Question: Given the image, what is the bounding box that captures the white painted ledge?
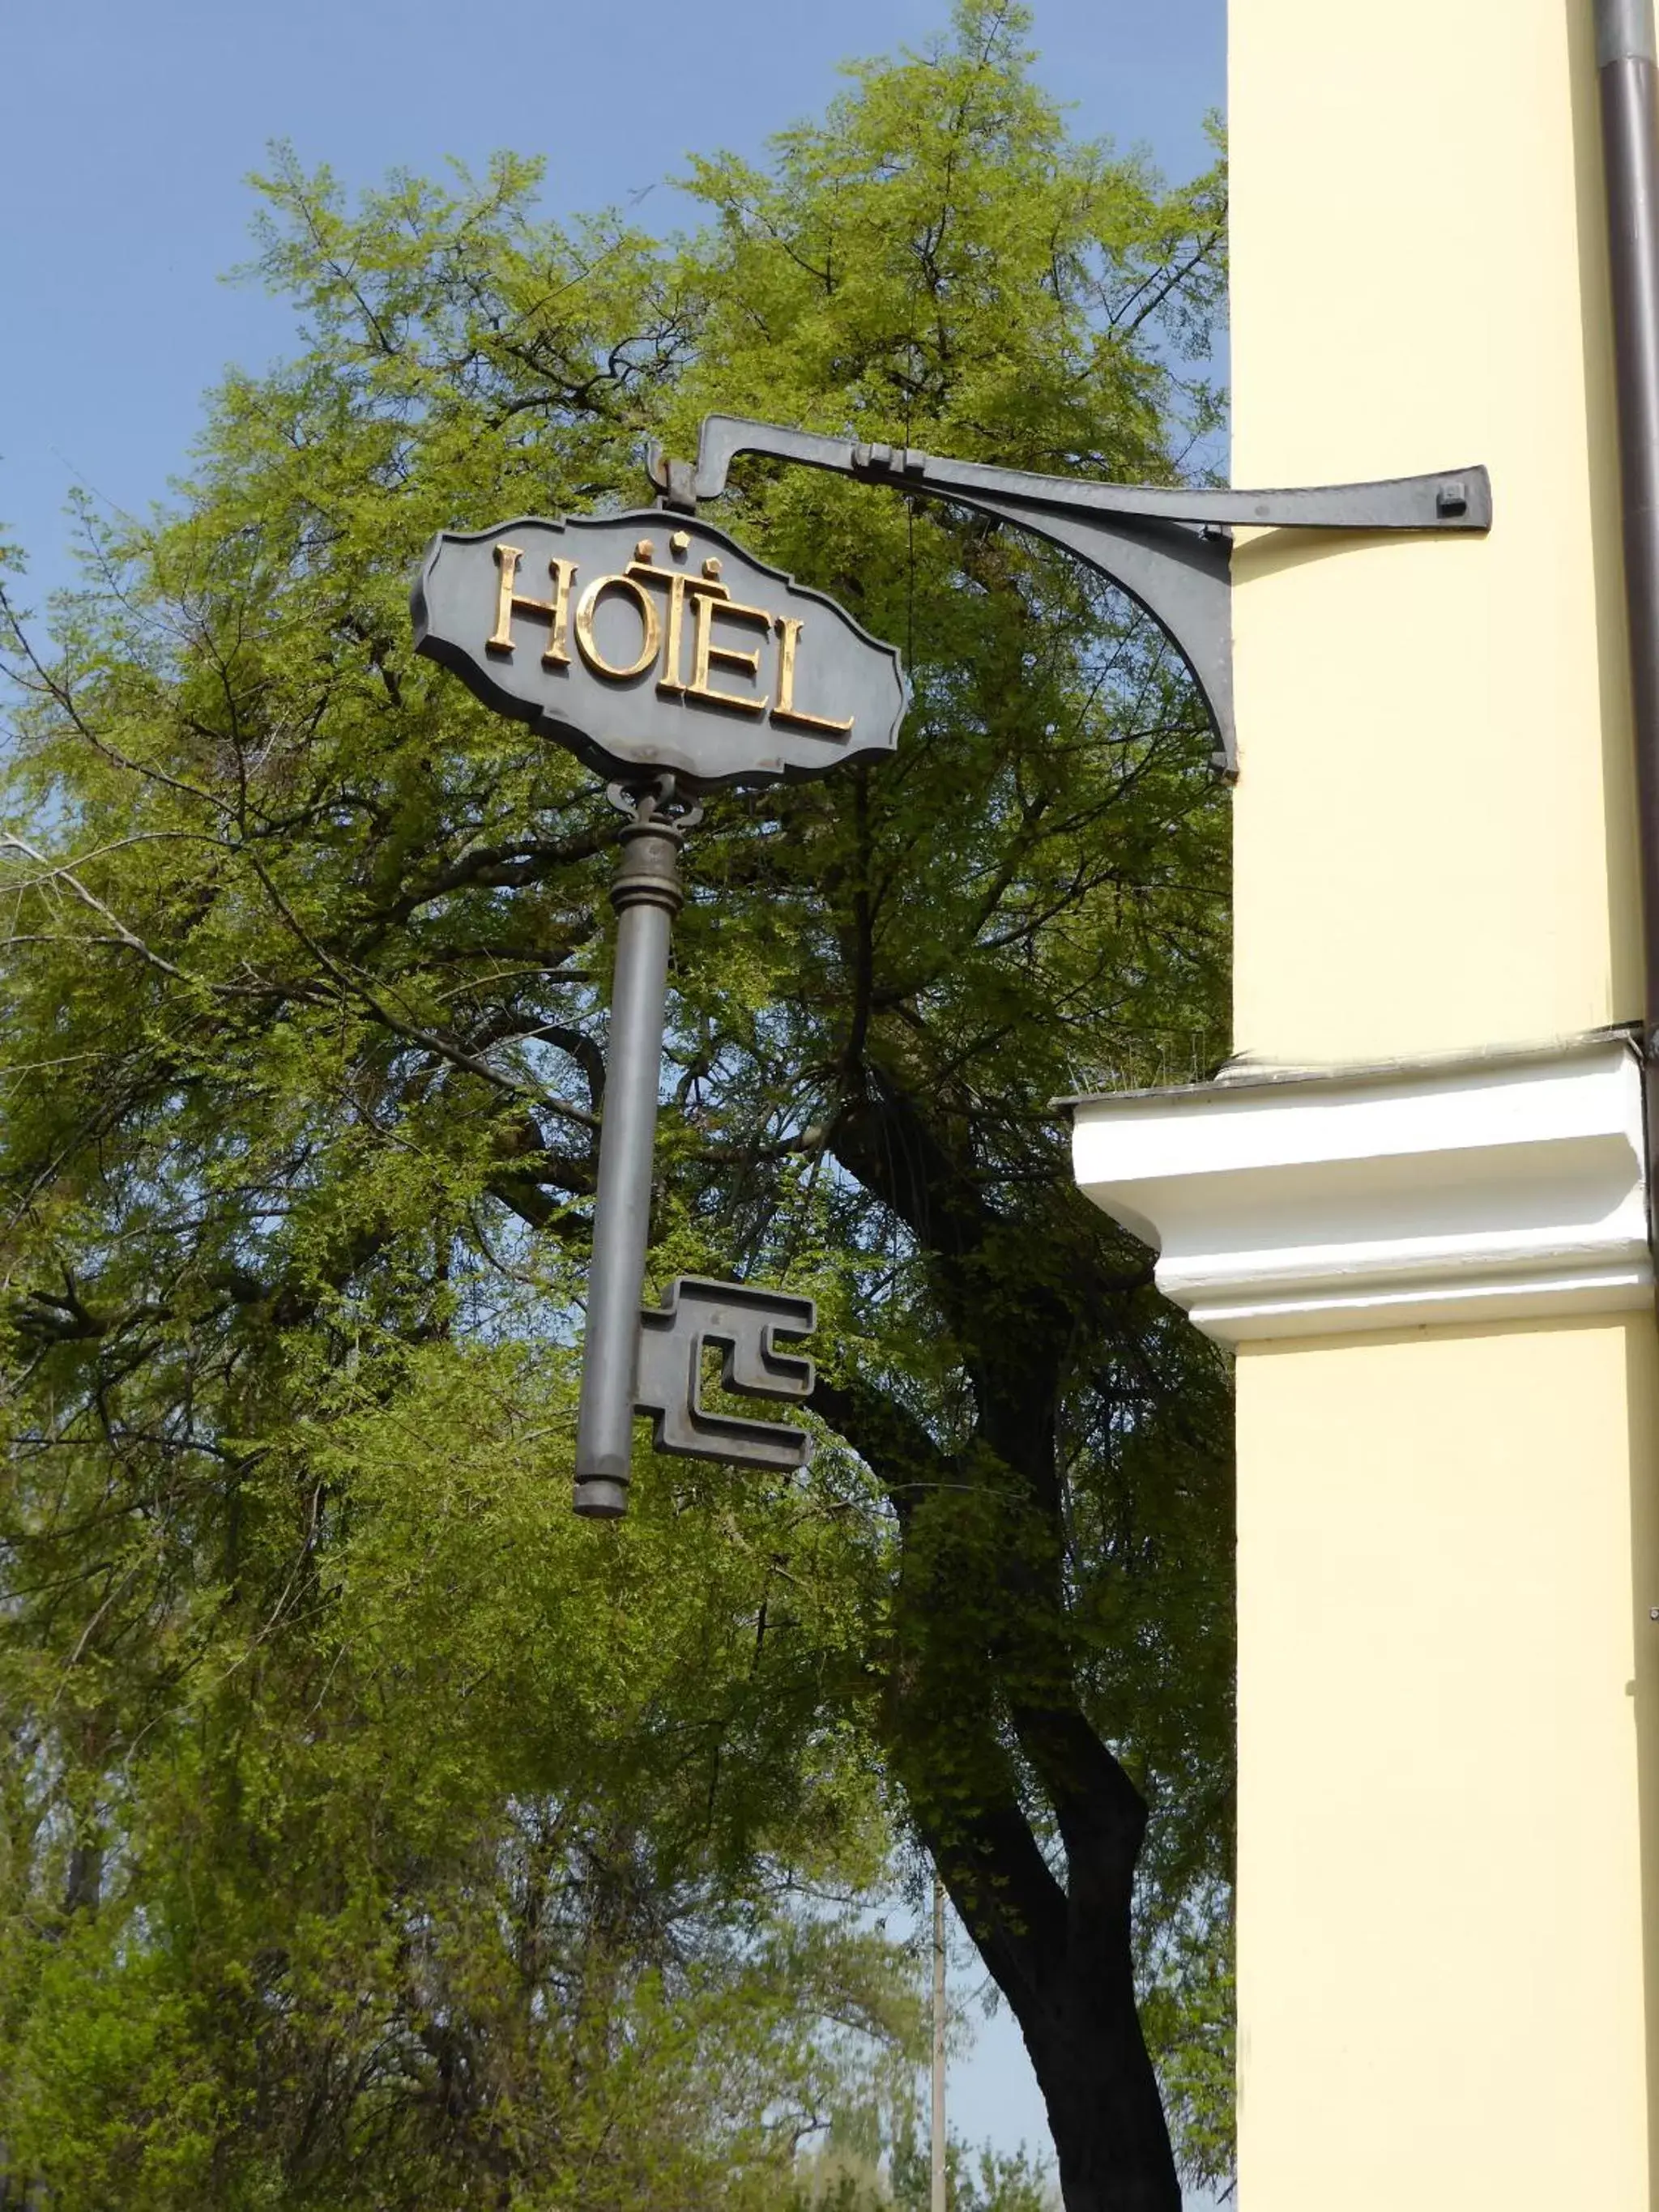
[1069,1035,1652,1343]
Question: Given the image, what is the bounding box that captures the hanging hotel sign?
[412,417,1491,1524]
[412,511,906,793]
[412,500,908,1522]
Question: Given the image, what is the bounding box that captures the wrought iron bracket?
[635,1276,816,1473]
[649,416,1494,778]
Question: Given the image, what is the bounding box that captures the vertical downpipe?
[1597,0,1659,1242]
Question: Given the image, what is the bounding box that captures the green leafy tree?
[0,6,1232,2208]
[0,1329,922,2208]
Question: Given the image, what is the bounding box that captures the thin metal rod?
[1596,0,1659,1238]
[931,1875,947,2212]
[664,413,1492,531]
[573,812,684,1518]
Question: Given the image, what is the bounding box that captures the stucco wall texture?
[1227,5,1659,2204]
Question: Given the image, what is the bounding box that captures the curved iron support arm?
[650,416,1493,777]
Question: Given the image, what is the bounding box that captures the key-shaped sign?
[414,512,904,1516]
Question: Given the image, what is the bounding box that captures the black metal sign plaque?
[412,511,906,794]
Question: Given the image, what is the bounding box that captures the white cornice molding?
[1069,1034,1652,1343]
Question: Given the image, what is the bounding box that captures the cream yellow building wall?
[1235,1317,1659,2209]
[1230,0,1642,1065]
[1223,2,1659,2204]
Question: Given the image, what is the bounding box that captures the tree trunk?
[995,1851,1180,2212]
[815,1365,1183,2212]
[920,1754,1180,2212]
[818,1063,1196,2211]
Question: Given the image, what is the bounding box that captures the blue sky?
[2,0,1224,612]
[1,1,1227,2194]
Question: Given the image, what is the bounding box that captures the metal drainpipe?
[1597,0,1659,1240]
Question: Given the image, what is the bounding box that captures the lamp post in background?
[932,1875,947,2212]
